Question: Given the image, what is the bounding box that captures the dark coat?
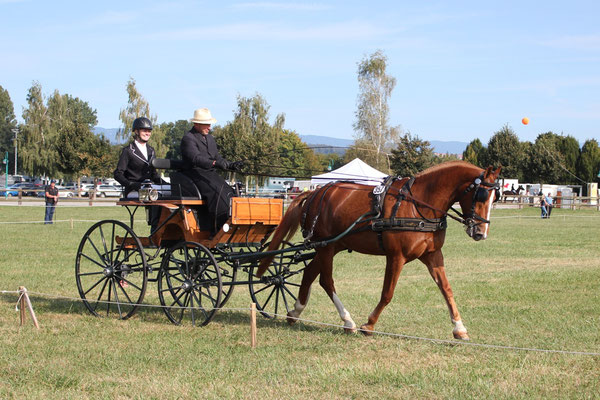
[181,129,230,171]
[180,128,234,229]
[114,142,162,194]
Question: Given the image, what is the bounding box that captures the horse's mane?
[415,161,481,178]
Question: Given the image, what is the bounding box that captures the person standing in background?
[44,180,59,224]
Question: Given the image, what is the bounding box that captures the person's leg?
[44,204,51,224]
[48,204,55,224]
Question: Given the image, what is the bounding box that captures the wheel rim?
[158,242,222,326]
[249,242,307,319]
[75,220,148,319]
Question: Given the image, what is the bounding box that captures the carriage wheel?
[75,220,148,320]
[158,241,222,326]
[217,262,237,308]
[248,242,308,319]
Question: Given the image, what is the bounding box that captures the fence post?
[18,188,22,206]
[250,303,257,348]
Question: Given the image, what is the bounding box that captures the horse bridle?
[450,172,500,232]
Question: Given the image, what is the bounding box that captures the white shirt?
[135,140,148,160]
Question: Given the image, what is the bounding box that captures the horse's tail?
[256,191,312,277]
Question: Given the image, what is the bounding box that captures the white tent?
[311,158,387,186]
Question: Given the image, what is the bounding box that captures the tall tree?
[47,90,99,178]
[462,138,485,167]
[0,85,17,174]
[524,132,565,184]
[390,132,434,176]
[486,125,524,180]
[20,81,57,177]
[353,50,399,171]
[557,135,581,184]
[160,119,189,160]
[214,94,284,188]
[576,139,600,182]
[118,77,168,157]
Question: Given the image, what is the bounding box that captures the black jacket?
[114,142,162,193]
[181,129,231,171]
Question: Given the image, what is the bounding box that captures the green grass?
[0,204,599,399]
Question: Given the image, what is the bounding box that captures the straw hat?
[191,108,217,124]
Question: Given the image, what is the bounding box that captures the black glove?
[128,182,142,191]
[229,161,244,171]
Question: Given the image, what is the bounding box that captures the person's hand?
[128,182,142,191]
[229,161,244,171]
[215,159,228,170]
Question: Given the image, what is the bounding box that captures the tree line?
[1,50,599,186]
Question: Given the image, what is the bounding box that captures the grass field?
[0,204,599,399]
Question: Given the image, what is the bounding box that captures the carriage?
[75,159,315,327]
[75,159,501,339]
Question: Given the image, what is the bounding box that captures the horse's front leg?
[360,254,406,336]
[420,251,470,340]
[317,246,358,333]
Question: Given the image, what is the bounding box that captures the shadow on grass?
[0,292,349,335]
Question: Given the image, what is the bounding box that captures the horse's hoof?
[359,324,374,336]
[344,326,357,334]
[286,312,298,325]
[453,331,470,341]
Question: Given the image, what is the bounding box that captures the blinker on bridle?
[450,172,500,229]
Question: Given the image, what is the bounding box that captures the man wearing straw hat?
[181,108,243,235]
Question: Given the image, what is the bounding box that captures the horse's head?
[457,165,502,241]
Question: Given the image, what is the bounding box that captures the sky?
[1,0,599,145]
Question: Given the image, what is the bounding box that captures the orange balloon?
[522,117,529,125]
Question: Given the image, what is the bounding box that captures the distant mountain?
[93,127,121,144]
[429,140,468,155]
[93,129,468,155]
[299,134,467,155]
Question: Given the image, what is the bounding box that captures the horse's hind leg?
[360,254,406,336]
[420,251,470,340]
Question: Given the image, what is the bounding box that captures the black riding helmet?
[132,117,153,131]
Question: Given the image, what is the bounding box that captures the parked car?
[64,183,95,197]
[0,182,38,196]
[95,184,123,198]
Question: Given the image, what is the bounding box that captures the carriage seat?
[152,158,201,199]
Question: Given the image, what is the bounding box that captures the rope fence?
[2,288,599,356]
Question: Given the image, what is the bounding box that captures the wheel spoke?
[83,275,107,296]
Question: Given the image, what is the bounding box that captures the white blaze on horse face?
[332,293,357,331]
[482,190,495,239]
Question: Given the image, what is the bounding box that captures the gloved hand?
[128,182,142,191]
[229,161,244,171]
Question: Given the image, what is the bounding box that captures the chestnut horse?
[257,161,501,339]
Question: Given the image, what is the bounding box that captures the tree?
[214,94,284,189]
[353,50,399,171]
[19,81,56,177]
[390,132,434,176]
[160,119,189,160]
[485,125,524,180]
[0,85,17,174]
[523,132,565,184]
[47,90,99,178]
[557,135,581,184]
[118,77,168,157]
[462,138,485,167]
[576,139,600,183]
